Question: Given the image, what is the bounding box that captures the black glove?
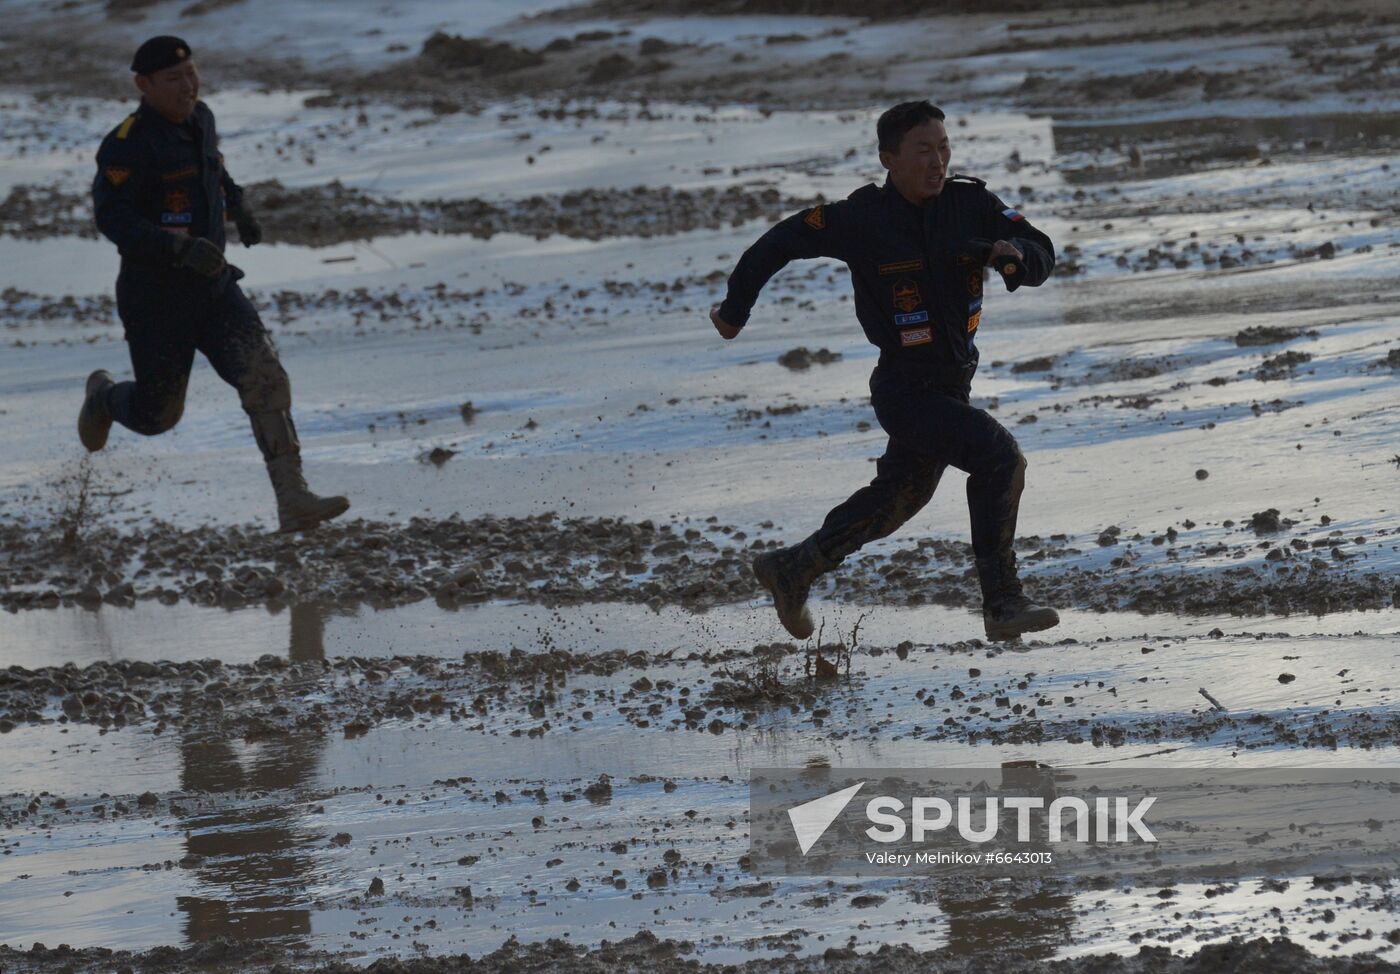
[231,205,263,247]
[173,235,226,278]
[950,238,1023,291]
[950,237,993,270]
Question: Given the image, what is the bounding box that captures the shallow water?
[3,3,1400,966]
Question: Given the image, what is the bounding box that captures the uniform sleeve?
[220,167,245,215]
[718,200,848,330]
[92,133,180,264]
[986,193,1055,291]
[206,108,245,214]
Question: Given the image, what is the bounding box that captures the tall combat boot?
[77,369,115,451]
[977,556,1059,642]
[752,537,840,640]
[251,411,349,533]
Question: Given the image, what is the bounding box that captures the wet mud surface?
[3,510,1396,618]
[4,931,1398,973]
[3,622,1400,751]
[1,181,809,247]
[3,0,1400,968]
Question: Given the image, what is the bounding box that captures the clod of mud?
[1011,355,1056,374]
[1255,349,1313,381]
[777,347,842,370]
[1235,324,1303,346]
[420,33,545,74]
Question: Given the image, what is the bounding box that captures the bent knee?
[133,400,184,435]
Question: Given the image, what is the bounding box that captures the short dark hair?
[877,100,946,154]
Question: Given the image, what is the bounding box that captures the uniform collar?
[880,176,933,213]
[138,98,200,137]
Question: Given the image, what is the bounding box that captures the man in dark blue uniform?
[711,101,1059,642]
[79,36,348,533]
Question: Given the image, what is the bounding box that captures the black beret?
[131,36,193,76]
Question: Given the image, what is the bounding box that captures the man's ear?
[134,74,151,96]
[878,149,893,172]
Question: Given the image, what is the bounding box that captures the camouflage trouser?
[108,269,293,460]
[814,365,1026,569]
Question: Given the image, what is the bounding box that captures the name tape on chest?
[878,258,925,276]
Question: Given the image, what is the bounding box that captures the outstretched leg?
[755,438,942,640]
[199,284,348,532]
[871,377,1057,641]
[81,276,199,449]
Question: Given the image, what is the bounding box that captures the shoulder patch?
[104,166,132,186]
[947,173,986,188]
[1002,207,1025,222]
[803,205,826,230]
[116,115,137,140]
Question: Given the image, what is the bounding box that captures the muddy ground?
[3,0,1400,968]
[0,181,808,246]
[3,931,1399,973]
[3,506,1396,617]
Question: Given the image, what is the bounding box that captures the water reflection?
[175,602,329,946]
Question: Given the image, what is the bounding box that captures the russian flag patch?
[1002,207,1024,222]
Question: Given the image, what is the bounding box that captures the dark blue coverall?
[92,99,292,460]
[718,175,1056,593]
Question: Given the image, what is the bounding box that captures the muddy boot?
[77,369,115,452]
[752,537,838,640]
[978,557,1059,641]
[267,454,349,534]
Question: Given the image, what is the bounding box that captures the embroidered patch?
[803,205,825,230]
[899,326,933,347]
[1001,261,1018,277]
[164,189,191,213]
[967,310,981,333]
[892,279,922,314]
[967,272,982,297]
[894,310,929,326]
[160,212,193,225]
[104,166,131,186]
[161,166,197,183]
[878,258,924,276]
[1002,207,1025,222]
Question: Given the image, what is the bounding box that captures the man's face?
[136,59,200,122]
[880,118,951,205]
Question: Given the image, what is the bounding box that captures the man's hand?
[232,205,263,247]
[173,235,226,278]
[988,240,1023,265]
[711,306,741,340]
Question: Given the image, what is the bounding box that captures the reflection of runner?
[929,763,1072,959]
[711,101,1059,641]
[932,883,1074,960]
[176,602,326,944]
[79,36,347,534]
